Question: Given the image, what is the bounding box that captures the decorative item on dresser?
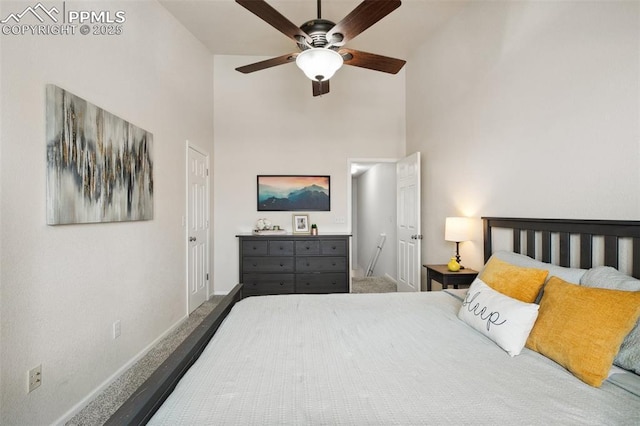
[292,214,310,234]
[237,234,351,296]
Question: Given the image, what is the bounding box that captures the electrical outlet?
[334,216,346,224]
[28,364,42,393]
[113,320,121,339]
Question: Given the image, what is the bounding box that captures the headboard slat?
[483,217,640,279]
[513,230,521,254]
[604,236,619,269]
[541,231,551,263]
[580,234,593,270]
[559,232,570,267]
[526,230,535,257]
[634,238,640,278]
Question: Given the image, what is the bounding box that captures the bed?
[108,217,640,425]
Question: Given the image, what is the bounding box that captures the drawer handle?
[306,263,310,267]
[332,246,336,250]
[279,282,284,286]
[305,246,310,250]
[279,263,284,267]
[252,263,257,267]
[332,262,336,266]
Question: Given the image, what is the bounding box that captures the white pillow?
[458,278,540,357]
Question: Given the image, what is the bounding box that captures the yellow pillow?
[479,257,549,303]
[526,277,640,387]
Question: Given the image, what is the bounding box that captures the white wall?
[0,1,214,424]
[213,55,406,294]
[406,0,640,272]
[355,163,397,279]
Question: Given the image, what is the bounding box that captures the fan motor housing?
[298,19,338,49]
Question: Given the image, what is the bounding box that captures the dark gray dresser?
[237,234,351,297]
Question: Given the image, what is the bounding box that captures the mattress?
[149,291,640,425]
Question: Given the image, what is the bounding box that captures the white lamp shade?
[445,217,473,242]
[295,48,343,82]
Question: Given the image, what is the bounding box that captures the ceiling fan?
[235,0,406,96]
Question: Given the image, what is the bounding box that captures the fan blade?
[312,80,330,97]
[236,53,297,74]
[340,48,406,74]
[326,0,401,46]
[236,0,312,44]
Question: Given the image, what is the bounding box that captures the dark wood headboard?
[482,217,640,279]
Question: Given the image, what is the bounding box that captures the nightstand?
[423,264,478,291]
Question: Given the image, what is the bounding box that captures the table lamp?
[445,217,473,269]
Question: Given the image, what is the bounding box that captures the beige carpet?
[351,276,397,293]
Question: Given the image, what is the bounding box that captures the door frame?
[185,140,211,313]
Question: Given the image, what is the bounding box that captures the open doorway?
[349,159,398,291]
[348,153,422,293]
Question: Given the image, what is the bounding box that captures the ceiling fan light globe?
[296,48,343,82]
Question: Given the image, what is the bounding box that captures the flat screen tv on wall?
[257,175,330,211]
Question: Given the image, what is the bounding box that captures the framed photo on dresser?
[292,214,310,234]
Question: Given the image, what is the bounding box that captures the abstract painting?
[257,175,330,211]
[46,85,153,224]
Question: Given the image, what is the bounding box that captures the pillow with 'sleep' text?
[458,278,539,357]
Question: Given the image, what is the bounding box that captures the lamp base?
[454,242,465,269]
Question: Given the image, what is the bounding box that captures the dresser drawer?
[320,240,347,256]
[243,273,295,296]
[296,257,347,272]
[269,240,294,256]
[242,240,268,256]
[243,256,294,273]
[295,240,320,255]
[296,273,348,294]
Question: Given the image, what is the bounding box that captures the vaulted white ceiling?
[159,0,468,59]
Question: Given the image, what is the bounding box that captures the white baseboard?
[54,313,190,425]
[384,273,397,284]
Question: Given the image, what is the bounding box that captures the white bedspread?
[150,291,640,425]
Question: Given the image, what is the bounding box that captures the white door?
[187,145,209,313]
[396,152,421,292]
